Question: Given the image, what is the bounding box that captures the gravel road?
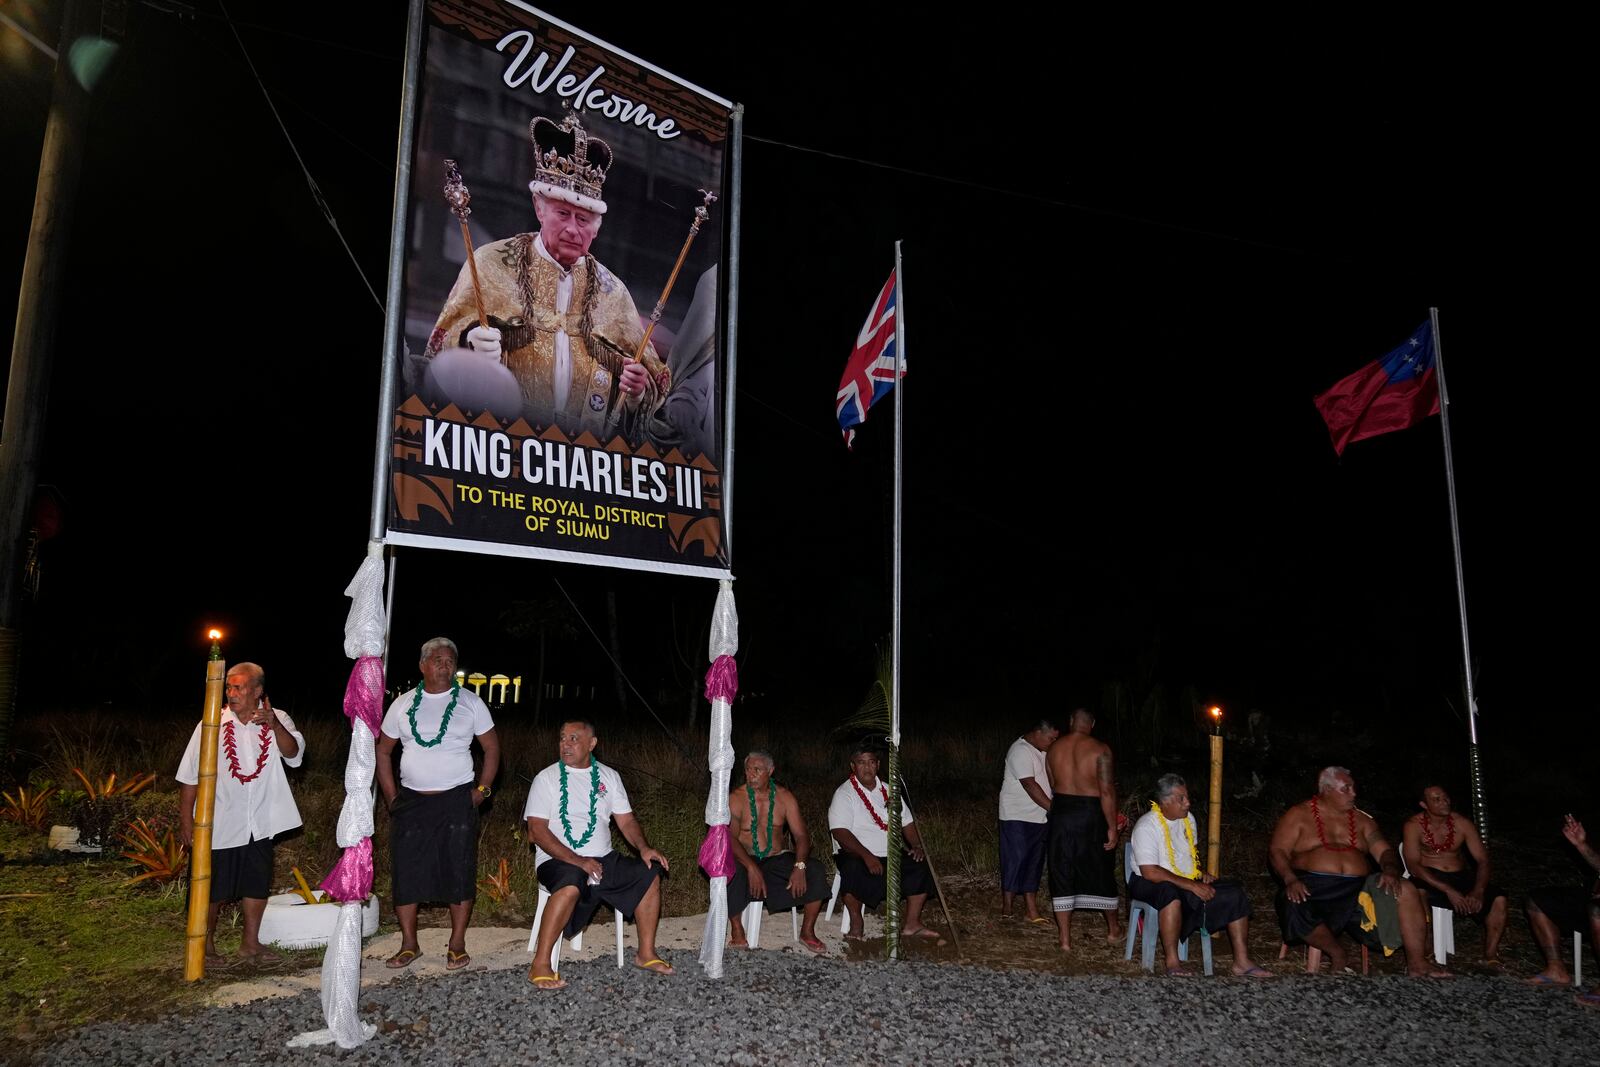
[34,952,1600,1066]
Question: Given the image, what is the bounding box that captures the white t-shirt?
[828,777,913,858]
[379,686,495,792]
[999,736,1051,824]
[1129,809,1202,879]
[175,708,306,849]
[523,760,632,866]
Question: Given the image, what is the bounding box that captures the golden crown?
[529,112,613,209]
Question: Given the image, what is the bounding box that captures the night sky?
[1,5,1584,798]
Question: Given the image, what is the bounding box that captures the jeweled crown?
[529,112,612,209]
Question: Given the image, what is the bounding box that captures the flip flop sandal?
[385,949,421,969]
[528,972,567,990]
[636,958,674,976]
[1524,973,1569,987]
[446,950,471,970]
[1027,916,1053,926]
[1236,965,1275,979]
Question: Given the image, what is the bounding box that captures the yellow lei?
[1151,801,1199,877]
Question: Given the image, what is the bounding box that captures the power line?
[217,0,384,315]
[551,576,700,769]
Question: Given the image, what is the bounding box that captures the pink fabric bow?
[320,837,373,902]
[698,822,736,879]
[343,655,386,738]
[704,655,738,704]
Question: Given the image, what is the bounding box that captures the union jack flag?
[835,270,902,448]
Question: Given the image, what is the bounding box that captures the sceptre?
[443,159,490,332]
[631,189,718,366]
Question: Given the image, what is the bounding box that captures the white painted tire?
[258,894,380,950]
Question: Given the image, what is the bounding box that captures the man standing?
[828,747,940,941]
[1402,783,1507,964]
[1128,773,1272,977]
[1270,766,1447,977]
[725,750,831,953]
[1044,708,1121,950]
[177,662,305,965]
[525,720,673,988]
[377,637,500,971]
[425,111,668,437]
[998,719,1057,923]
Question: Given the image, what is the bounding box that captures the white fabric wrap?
[342,545,386,659]
[335,721,376,847]
[286,903,376,1049]
[294,544,387,1050]
[699,579,738,978]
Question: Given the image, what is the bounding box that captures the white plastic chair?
[1398,844,1455,965]
[1122,847,1212,974]
[824,869,852,935]
[528,885,624,972]
[739,900,801,947]
[1575,931,1585,985]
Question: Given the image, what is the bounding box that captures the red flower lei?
[1310,796,1358,852]
[850,775,889,831]
[223,719,272,784]
[1417,812,1455,853]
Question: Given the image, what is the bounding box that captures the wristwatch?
[476,784,492,798]
[792,861,807,870]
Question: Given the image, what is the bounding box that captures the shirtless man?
[725,750,831,953]
[1270,766,1447,977]
[1044,708,1121,950]
[1401,784,1506,963]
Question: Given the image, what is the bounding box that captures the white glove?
[465,324,503,362]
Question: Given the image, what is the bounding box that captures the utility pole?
[0,0,98,756]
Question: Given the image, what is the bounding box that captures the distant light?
[1208,706,1222,720]
[208,629,223,641]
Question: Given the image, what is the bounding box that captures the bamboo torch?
[1206,705,1224,876]
[443,160,489,331]
[183,630,226,981]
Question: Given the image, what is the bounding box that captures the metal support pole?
[719,105,743,558]
[367,0,425,543]
[1430,308,1486,837]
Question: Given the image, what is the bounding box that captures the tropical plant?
[68,769,155,848]
[0,784,57,830]
[120,817,189,886]
[72,768,156,799]
[478,856,514,904]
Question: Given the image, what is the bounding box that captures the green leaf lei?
[558,761,602,849]
[747,780,776,859]
[405,681,460,747]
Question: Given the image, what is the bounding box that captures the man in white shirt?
[524,719,672,988]
[177,662,305,965]
[1128,773,1270,977]
[828,747,939,941]
[999,719,1058,923]
[377,637,500,971]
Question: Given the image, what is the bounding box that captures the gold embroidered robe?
[426,233,665,438]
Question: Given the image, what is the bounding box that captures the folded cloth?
[1129,874,1251,940]
[1048,794,1117,912]
[537,850,662,939]
[726,852,831,915]
[1276,869,1381,950]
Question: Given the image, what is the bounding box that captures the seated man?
[1269,766,1448,977]
[725,750,831,954]
[1401,783,1507,964]
[523,719,672,988]
[1128,773,1271,977]
[1526,814,1600,988]
[828,747,940,941]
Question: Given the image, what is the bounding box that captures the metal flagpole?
[883,242,907,960]
[367,0,426,544]
[1430,307,1487,837]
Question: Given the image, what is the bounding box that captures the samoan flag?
[835,270,902,448]
[1313,321,1440,456]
